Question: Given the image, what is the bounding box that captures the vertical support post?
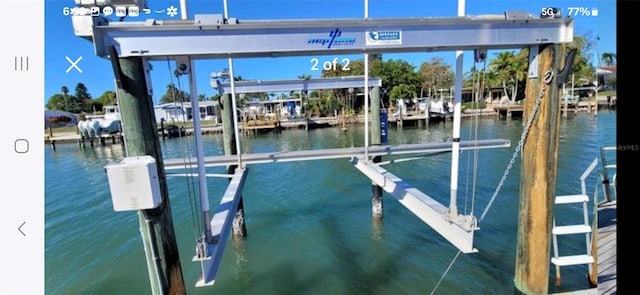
[370,86,383,218]
[588,209,598,287]
[222,93,247,238]
[116,57,186,295]
[160,119,166,141]
[448,0,465,218]
[514,44,562,295]
[186,58,213,243]
[594,85,598,115]
[562,83,568,117]
[364,55,370,160]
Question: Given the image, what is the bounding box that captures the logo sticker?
[308,28,356,49]
[366,30,402,45]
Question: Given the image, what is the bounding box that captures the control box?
[105,156,162,211]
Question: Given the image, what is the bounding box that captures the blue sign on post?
[380,110,388,144]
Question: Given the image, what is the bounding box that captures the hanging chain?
[479,69,554,222]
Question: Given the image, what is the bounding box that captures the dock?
[596,200,616,295]
[493,104,524,118]
[45,132,123,150]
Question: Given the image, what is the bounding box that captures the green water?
[45,111,616,294]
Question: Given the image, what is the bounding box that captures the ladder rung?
[555,194,588,204]
[552,225,591,235]
[551,255,594,266]
[604,164,616,169]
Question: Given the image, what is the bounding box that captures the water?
[45,111,616,295]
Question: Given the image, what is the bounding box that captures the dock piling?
[115,56,186,294]
[370,86,383,218]
[222,93,247,238]
[514,44,562,295]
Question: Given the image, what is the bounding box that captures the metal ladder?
[551,158,599,277]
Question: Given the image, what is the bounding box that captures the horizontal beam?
[193,168,248,287]
[352,158,477,253]
[216,76,382,94]
[79,14,573,59]
[164,139,511,169]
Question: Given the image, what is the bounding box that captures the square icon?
[115,6,127,17]
[14,139,29,153]
[128,6,139,17]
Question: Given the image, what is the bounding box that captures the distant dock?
[45,132,123,150]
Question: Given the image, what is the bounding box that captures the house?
[154,101,221,124]
[597,66,616,90]
[243,98,302,120]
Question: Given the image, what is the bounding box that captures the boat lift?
[74,6,574,288]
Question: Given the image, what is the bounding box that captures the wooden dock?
[45,132,123,150]
[596,200,616,295]
[493,104,524,118]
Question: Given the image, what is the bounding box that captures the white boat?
[77,105,122,138]
[417,97,453,120]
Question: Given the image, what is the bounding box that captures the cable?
[167,58,202,243]
[429,250,462,295]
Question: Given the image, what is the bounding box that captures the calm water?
[45,111,616,295]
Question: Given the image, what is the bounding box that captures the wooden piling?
[370,86,383,218]
[588,212,598,286]
[116,56,186,295]
[222,93,247,238]
[514,44,562,295]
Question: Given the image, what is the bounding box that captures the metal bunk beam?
[352,158,477,253]
[193,168,248,287]
[73,14,574,59]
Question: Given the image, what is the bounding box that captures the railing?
[599,146,617,205]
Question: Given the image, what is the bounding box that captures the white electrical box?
[105,156,162,211]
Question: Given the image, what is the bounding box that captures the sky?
[44,0,616,106]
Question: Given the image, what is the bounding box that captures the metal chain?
[479,70,554,222]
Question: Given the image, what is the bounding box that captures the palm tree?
[510,50,529,102]
[489,51,516,101]
[601,52,616,66]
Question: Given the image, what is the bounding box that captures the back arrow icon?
[18,222,26,236]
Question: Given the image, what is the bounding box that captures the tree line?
[46,82,218,113]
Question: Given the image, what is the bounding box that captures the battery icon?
[591,7,598,16]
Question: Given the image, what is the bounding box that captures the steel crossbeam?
[164,139,511,170]
[216,76,382,94]
[74,14,573,59]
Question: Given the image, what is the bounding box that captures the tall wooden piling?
[222,93,247,238]
[116,57,186,295]
[514,44,562,295]
[370,86,383,218]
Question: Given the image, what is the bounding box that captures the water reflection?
[230,238,252,284]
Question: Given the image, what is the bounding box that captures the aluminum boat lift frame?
[73,10,573,287]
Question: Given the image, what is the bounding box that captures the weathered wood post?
[221,93,247,238]
[115,56,186,295]
[588,209,598,286]
[160,118,166,141]
[514,44,562,295]
[370,86,383,218]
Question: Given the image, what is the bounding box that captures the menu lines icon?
[14,56,29,71]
